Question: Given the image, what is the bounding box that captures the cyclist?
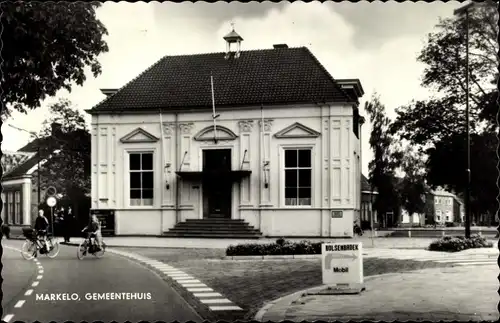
[82,214,103,251]
[34,209,50,252]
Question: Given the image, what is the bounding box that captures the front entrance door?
[202,149,232,218]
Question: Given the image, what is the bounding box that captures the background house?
[425,189,460,225]
[360,174,378,230]
[1,124,87,236]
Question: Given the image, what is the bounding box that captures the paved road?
[2,240,202,322]
[2,245,40,314]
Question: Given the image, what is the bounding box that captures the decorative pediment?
[274,122,321,139]
[194,125,238,142]
[120,127,159,143]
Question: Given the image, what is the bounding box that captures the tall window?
[129,152,154,206]
[436,210,442,222]
[445,211,451,222]
[14,191,21,225]
[7,193,13,225]
[1,193,5,223]
[284,148,312,206]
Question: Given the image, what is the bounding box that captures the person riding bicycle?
[82,214,103,251]
[34,209,50,252]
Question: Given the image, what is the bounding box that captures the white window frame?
[445,210,451,222]
[14,191,21,225]
[7,193,14,225]
[436,210,442,222]
[280,145,315,208]
[125,149,156,208]
[1,192,5,223]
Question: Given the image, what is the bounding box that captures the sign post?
[46,196,57,235]
[321,242,364,294]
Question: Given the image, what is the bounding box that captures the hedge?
[428,234,493,252]
[226,238,323,256]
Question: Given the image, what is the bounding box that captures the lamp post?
[8,124,42,210]
[453,1,485,238]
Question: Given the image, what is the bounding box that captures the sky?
[2,1,460,175]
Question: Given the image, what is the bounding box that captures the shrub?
[428,234,493,252]
[226,239,325,256]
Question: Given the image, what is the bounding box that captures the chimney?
[273,44,288,49]
[223,24,244,59]
[51,122,62,137]
[336,79,365,100]
[100,88,118,97]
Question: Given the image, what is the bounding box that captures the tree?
[36,99,91,205]
[1,2,108,117]
[396,147,429,227]
[390,1,498,224]
[426,132,497,224]
[365,94,402,228]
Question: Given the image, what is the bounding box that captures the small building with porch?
[86,29,365,238]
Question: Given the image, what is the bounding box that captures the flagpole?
[211,74,218,143]
[261,104,267,188]
[159,109,166,230]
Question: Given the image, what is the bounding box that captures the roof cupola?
[223,23,243,59]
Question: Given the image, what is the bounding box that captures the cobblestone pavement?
[258,264,498,322]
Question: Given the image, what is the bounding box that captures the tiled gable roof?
[2,154,40,181]
[88,47,353,113]
[1,152,34,176]
[361,174,378,192]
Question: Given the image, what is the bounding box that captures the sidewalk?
[256,264,498,321]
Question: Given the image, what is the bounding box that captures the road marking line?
[176,279,201,284]
[14,300,25,308]
[3,314,14,322]
[37,275,43,279]
[187,287,214,292]
[181,283,207,288]
[200,298,232,304]
[39,270,44,274]
[32,281,39,287]
[435,258,496,263]
[160,269,182,273]
[209,305,243,311]
[25,289,34,296]
[193,292,223,297]
[168,274,191,278]
[454,261,497,266]
[172,276,195,281]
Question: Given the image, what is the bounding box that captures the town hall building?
[86,29,365,238]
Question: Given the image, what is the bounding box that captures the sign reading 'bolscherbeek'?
[321,242,363,288]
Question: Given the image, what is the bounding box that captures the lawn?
[117,247,455,320]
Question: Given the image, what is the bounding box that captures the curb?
[224,254,322,260]
[253,272,402,322]
[105,248,245,321]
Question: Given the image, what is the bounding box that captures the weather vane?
[230,22,235,30]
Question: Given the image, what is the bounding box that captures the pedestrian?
[64,206,74,243]
[56,207,65,239]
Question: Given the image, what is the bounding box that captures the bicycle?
[20,228,60,260]
[77,230,106,260]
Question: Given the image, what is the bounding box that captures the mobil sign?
[321,242,364,289]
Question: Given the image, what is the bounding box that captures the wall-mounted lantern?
[263,161,270,188]
[165,163,171,190]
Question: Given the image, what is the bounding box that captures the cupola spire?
[223,22,243,59]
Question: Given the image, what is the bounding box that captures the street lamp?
[453,1,486,238]
[8,124,42,216]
